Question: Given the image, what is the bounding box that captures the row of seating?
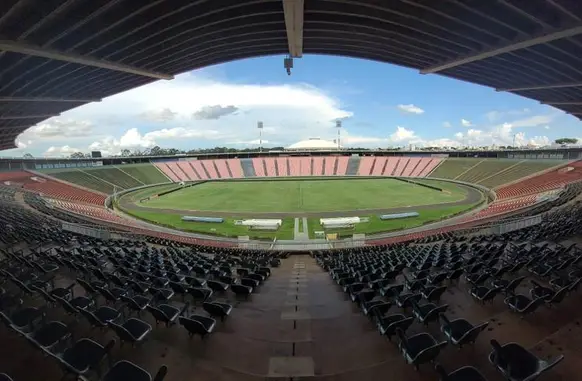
[0,222,280,381]
[45,199,237,248]
[358,156,441,177]
[153,156,443,183]
[315,236,575,380]
[0,171,106,204]
[42,164,169,194]
[496,160,582,199]
[428,158,560,188]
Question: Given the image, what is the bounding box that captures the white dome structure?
[287,138,340,150]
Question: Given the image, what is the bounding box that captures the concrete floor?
[1,254,581,380]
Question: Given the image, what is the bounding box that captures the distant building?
[286,138,340,151]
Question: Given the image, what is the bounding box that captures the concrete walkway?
[293,217,309,241]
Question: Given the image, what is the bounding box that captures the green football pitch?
[140,178,467,213]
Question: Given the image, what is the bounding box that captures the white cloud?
[18,118,93,140]
[45,145,81,157]
[139,108,177,122]
[89,128,156,156]
[397,104,424,114]
[0,68,566,155]
[390,126,417,142]
[527,136,550,147]
[342,134,385,145]
[193,105,238,120]
[8,73,354,154]
[507,114,553,128]
[485,108,530,122]
[544,125,550,130]
[228,139,271,146]
[485,111,501,122]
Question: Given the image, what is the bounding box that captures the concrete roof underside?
[1,0,582,150]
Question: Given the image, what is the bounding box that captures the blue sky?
[5,54,582,157]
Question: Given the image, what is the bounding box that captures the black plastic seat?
[58,338,115,378]
[179,314,216,339]
[104,360,167,381]
[377,314,413,341]
[150,287,174,302]
[241,277,259,289]
[504,295,545,316]
[435,364,489,381]
[466,272,490,286]
[421,285,447,303]
[168,281,189,300]
[411,301,449,325]
[128,280,150,294]
[185,276,206,287]
[529,263,557,278]
[1,307,43,332]
[108,274,128,288]
[396,328,447,370]
[231,284,253,297]
[55,295,93,317]
[49,283,75,300]
[489,339,564,381]
[395,293,422,309]
[97,286,127,305]
[121,295,151,317]
[108,318,152,347]
[440,315,488,348]
[491,276,525,295]
[146,304,187,327]
[29,321,70,349]
[379,284,404,297]
[470,285,502,303]
[79,306,120,328]
[207,280,229,292]
[34,261,59,273]
[168,272,186,283]
[529,280,554,300]
[188,287,212,304]
[362,300,391,316]
[202,301,233,321]
[447,269,464,283]
[531,282,569,306]
[247,273,264,284]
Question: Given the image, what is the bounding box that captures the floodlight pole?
[258,121,263,152]
[336,120,342,150]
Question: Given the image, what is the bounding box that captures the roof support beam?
[0,96,101,102]
[421,25,582,74]
[0,40,174,80]
[282,0,304,57]
[0,124,32,129]
[0,113,58,120]
[497,82,582,92]
[543,101,582,106]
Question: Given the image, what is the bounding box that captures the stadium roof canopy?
[1,0,582,150]
[287,138,339,150]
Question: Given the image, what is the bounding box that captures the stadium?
[0,1,582,381]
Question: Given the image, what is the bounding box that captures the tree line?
[21,138,580,159]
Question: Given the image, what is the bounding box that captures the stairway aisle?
[265,255,410,380]
[180,255,431,380]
